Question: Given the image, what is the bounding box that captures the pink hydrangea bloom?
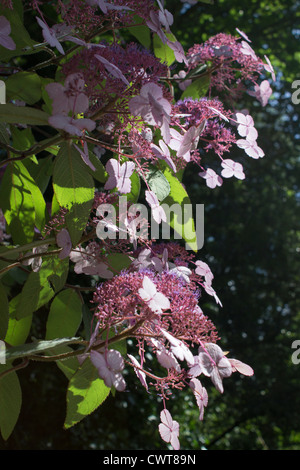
[151,140,176,173]
[0,15,15,50]
[199,168,223,189]
[236,138,264,159]
[221,159,245,180]
[36,17,65,55]
[235,112,258,140]
[128,82,171,129]
[138,275,170,314]
[145,190,167,224]
[158,409,180,450]
[46,73,89,115]
[248,80,272,106]
[104,159,135,194]
[90,349,126,391]
[189,378,208,421]
[189,343,232,394]
[48,114,95,136]
[56,228,72,259]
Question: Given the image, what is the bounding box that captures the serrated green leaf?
[181,75,210,100]
[46,289,82,340]
[0,162,36,244]
[162,167,198,251]
[5,71,42,105]
[53,142,95,245]
[144,167,170,201]
[14,255,69,320]
[64,358,110,429]
[0,103,49,126]
[5,294,32,346]
[153,33,176,66]
[14,160,47,232]
[0,365,22,440]
[128,15,151,49]
[0,281,9,340]
[4,336,82,361]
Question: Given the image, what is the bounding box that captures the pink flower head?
[195,260,214,285]
[190,343,232,394]
[69,244,114,278]
[127,354,148,390]
[145,190,167,225]
[263,55,276,82]
[189,378,208,421]
[104,159,135,194]
[249,80,272,107]
[221,159,245,180]
[23,244,48,272]
[95,54,130,86]
[177,124,203,159]
[240,40,258,61]
[73,141,96,171]
[235,112,258,140]
[48,114,96,136]
[167,38,187,65]
[158,409,180,450]
[229,358,254,376]
[86,0,132,14]
[157,0,173,31]
[151,338,180,372]
[199,168,223,189]
[56,228,72,259]
[90,349,126,391]
[36,17,65,55]
[151,140,176,173]
[128,82,171,129]
[236,138,264,159]
[235,27,251,43]
[138,275,170,314]
[0,15,15,50]
[161,329,194,366]
[46,73,89,115]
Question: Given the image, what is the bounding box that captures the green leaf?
[0,162,36,244]
[0,103,49,126]
[0,281,9,340]
[14,160,47,232]
[162,167,199,251]
[14,255,69,320]
[23,156,53,195]
[153,33,176,66]
[0,1,36,61]
[46,289,82,340]
[181,75,210,100]
[0,123,10,145]
[144,166,170,201]
[127,170,141,204]
[0,365,22,440]
[53,142,95,245]
[4,336,82,362]
[5,295,32,346]
[128,15,151,49]
[5,71,42,105]
[64,358,110,429]
[106,253,132,274]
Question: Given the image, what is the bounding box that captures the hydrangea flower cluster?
[0,0,271,449]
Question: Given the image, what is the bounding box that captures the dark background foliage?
[1,0,300,450]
